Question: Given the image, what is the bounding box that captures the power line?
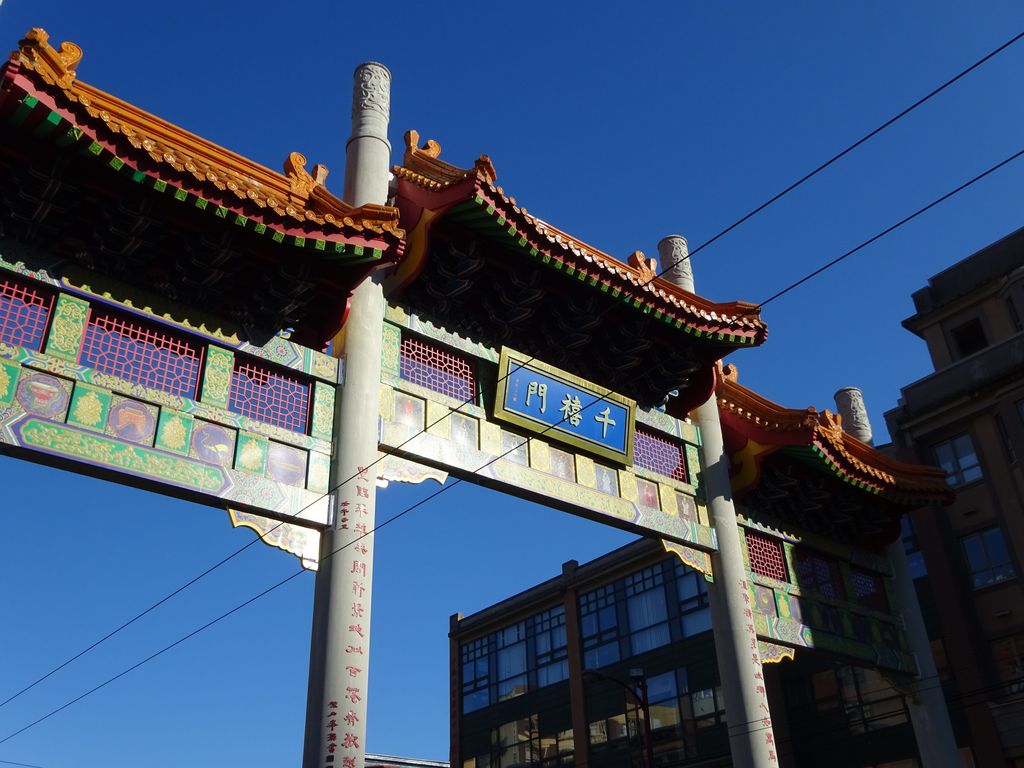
[758,147,1024,307]
[4,24,1020,722]
[678,28,1024,269]
[0,384,632,746]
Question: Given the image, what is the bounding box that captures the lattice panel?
[633,428,688,482]
[399,335,476,402]
[0,275,53,351]
[80,311,202,397]
[229,358,310,433]
[746,531,789,582]
[851,569,888,612]
[796,552,843,599]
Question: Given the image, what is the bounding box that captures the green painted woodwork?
[44,293,89,361]
[0,359,20,405]
[19,418,224,493]
[156,409,195,455]
[67,384,112,431]
[201,346,234,409]
[311,381,336,442]
[307,450,330,494]
[380,322,401,380]
[235,432,269,474]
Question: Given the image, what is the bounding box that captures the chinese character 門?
[526,381,548,413]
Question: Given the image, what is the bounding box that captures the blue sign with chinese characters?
[493,347,636,464]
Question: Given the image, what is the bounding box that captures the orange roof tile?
[8,28,402,240]
[717,364,953,503]
[394,131,767,345]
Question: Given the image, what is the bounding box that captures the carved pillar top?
[350,62,391,141]
[657,234,694,292]
[834,386,873,445]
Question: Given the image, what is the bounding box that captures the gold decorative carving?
[0,365,9,401]
[72,390,103,427]
[238,440,264,471]
[284,152,329,203]
[627,251,657,284]
[758,641,796,665]
[11,28,82,90]
[397,129,498,189]
[162,415,187,451]
[228,509,320,571]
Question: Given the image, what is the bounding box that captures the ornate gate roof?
[1,29,405,347]
[391,131,768,408]
[717,364,952,546]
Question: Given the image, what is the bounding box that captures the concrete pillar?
[659,235,779,768]
[834,389,960,768]
[656,233,693,292]
[344,62,392,208]
[833,387,873,445]
[302,62,392,768]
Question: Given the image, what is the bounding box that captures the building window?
[961,527,1015,589]
[633,427,688,482]
[462,635,492,714]
[745,531,789,582]
[901,516,927,579]
[794,549,844,599]
[934,433,983,486]
[229,357,310,433]
[1008,296,1023,333]
[991,634,1024,695]
[0,274,54,351]
[950,317,988,359]
[624,565,670,655]
[80,308,203,398]
[496,623,528,701]
[683,684,727,730]
[813,666,909,734]
[675,561,711,636]
[399,334,476,402]
[580,584,619,669]
[532,606,568,687]
[996,414,1017,464]
[461,605,572,713]
[493,716,538,768]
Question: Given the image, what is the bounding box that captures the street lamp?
[583,668,656,768]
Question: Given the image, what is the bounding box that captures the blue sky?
[1,2,1023,766]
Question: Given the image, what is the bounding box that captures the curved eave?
[1,63,403,260]
[445,189,767,349]
[391,132,767,353]
[718,368,953,506]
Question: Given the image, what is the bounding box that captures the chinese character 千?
[594,406,616,439]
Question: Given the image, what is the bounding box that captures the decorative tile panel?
[156,409,194,455]
[235,432,269,474]
[43,293,89,361]
[201,346,234,408]
[67,384,111,431]
[310,381,335,442]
